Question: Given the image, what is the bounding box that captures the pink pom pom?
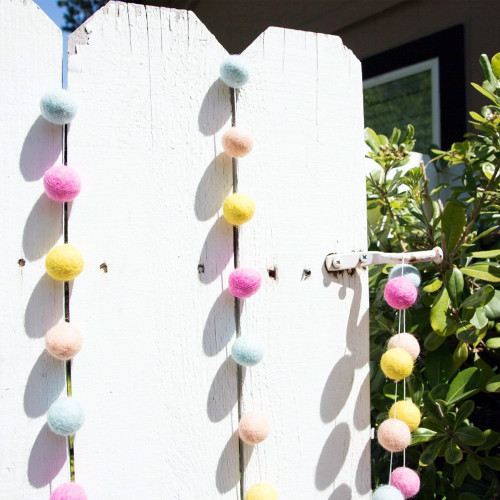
[51,483,87,500]
[44,165,81,202]
[390,467,420,498]
[377,419,411,452]
[388,333,420,360]
[238,412,270,444]
[384,276,417,310]
[228,268,262,298]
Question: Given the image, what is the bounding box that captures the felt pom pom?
[389,401,421,432]
[40,89,78,125]
[384,276,418,310]
[381,347,414,380]
[229,268,262,298]
[45,323,83,360]
[232,336,264,366]
[388,333,420,360]
[245,483,278,500]
[390,467,420,498]
[51,483,87,500]
[377,418,411,452]
[46,244,84,281]
[389,264,421,288]
[372,484,405,500]
[220,55,250,88]
[239,412,270,444]
[44,165,81,202]
[223,193,256,226]
[222,127,254,157]
[47,397,85,436]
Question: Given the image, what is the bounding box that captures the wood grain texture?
[67,3,238,498]
[236,28,371,499]
[0,1,67,498]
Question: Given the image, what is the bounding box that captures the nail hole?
[268,267,278,280]
[198,264,205,274]
[18,258,26,267]
[303,268,311,278]
[100,263,108,273]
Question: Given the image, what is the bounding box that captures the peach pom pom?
[222,127,254,157]
[45,323,83,360]
[239,412,270,444]
[388,333,420,360]
[377,418,411,452]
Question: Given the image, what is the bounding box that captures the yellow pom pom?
[380,347,413,380]
[45,244,84,281]
[223,193,255,226]
[389,401,421,432]
[245,483,278,500]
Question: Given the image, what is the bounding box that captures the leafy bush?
[366,53,500,499]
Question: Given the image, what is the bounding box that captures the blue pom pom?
[40,89,78,125]
[47,397,85,436]
[220,55,250,88]
[373,485,405,500]
[389,264,421,288]
[231,336,264,366]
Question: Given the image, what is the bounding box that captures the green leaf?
[471,225,499,243]
[420,437,447,466]
[482,162,496,179]
[470,307,488,329]
[462,264,500,283]
[482,456,500,471]
[430,287,456,336]
[452,342,469,373]
[441,201,466,255]
[471,81,499,104]
[454,461,469,487]
[485,374,500,392]
[422,391,442,420]
[424,331,446,351]
[484,290,500,319]
[466,454,482,480]
[455,426,486,446]
[423,278,443,293]
[425,347,452,386]
[455,400,474,425]
[456,324,479,344]
[411,427,438,445]
[446,367,480,405]
[486,337,500,348]
[491,52,500,78]
[461,285,495,308]
[480,54,498,87]
[431,383,450,400]
[445,440,463,464]
[446,268,464,308]
[470,249,500,258]
[389,127,401,145]
[478,429,500,451]
[364,127,380,153]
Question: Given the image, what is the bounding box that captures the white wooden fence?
[0,1,370,498]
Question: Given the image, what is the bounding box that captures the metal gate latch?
[325,247,443,272]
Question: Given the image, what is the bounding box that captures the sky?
[33,0,69,87]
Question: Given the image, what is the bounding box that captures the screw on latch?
[332,257,342,269]
[360,254,368,263]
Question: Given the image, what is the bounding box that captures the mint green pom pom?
[220,55,250,88]
[47,397,85,436]
[40,89,78,125]
[231,336,264,366]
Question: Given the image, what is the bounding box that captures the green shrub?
[366,53,500,499]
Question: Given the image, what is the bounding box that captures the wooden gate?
[0,1,370,497]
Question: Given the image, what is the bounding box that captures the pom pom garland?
[239,412,270,444]
[40,89,78,125]
[51,483,87,500]
[229,268,262,298]
[387,333,420,360]
[44,165,81,202]
[372,485,405,500]
[245,483,278,500]
[223,193,256,226]
[47,397,85,436]
[220,55,250,88]
[389,264,421,288]
[389,401,421,432]
[222,127,254,157]
[380,347,414,381]
[377,418,411,452]
[384,276,418,310]
[390,467,420,498]
[231,336,264,366]
[45,244,84,281]
[45,323,83,360]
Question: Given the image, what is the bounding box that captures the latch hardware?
[325,247,443,272]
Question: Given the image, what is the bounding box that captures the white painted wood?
[67,4,238,498]
[0,1,67,498]
[236,28,371,498]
